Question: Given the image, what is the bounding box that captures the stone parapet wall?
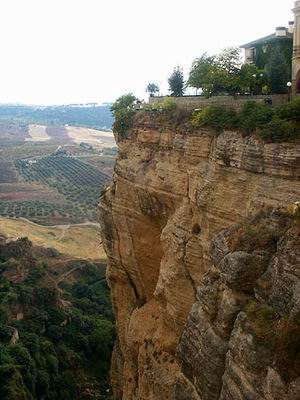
[148,94,288,110]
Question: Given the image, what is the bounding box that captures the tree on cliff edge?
[168,67,185,96]
[110,94,136,138]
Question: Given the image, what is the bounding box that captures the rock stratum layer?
[99,116,300,400]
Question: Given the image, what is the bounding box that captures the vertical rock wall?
[99,117,300,399]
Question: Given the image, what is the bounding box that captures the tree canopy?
[168,67,185,96]
[0,256,115,400]
[146,83,160,96]
[110,94,136,137]
[188,47,273,96]
[188,48,243,95]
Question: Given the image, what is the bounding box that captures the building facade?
[292,0,300,94]
[240,26,293,69]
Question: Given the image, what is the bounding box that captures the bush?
[0,306,8,324]
[261,119,299,143]
[110,94,136,138]
[239,101,273,134]
[192,105,238,132]
[34,287,59,308]
[144,97,177,113]
[161,97,177,112]
[187,100,299,142]
[275,98,300,122]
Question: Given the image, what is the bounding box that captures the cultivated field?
[14,154,110,222]
[0,182,64,202]
[0,143,59,161]
[0,120,116,225]
[66,126,115,148]
[0,121,29,147]
[26,124,50,142]
[0,216,105,260]
[0,162,17,183]
[0,121,115,148]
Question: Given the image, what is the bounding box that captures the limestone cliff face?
[99,115,300,400]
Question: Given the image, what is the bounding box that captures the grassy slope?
[0,217,105,260]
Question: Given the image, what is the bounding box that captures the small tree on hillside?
[266,46,290,94]
[146,83,160,97]
[168,67,185,96]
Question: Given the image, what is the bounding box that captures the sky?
[0,0,295,105]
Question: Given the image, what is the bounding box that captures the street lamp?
[287,81,292,102]
[251,74,257,96]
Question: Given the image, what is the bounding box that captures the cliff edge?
[99,113,300,399]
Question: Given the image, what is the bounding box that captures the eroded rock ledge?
[99,117,300,400]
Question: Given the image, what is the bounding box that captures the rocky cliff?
[99,113,300,400]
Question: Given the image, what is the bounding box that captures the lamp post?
[287,81,292,102]
[258,73,264,94]
[252,74,257,96]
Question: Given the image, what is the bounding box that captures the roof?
[240,32,293,49]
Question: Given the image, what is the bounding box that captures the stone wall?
[148,94,288,110]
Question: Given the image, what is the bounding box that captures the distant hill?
[0,104,114,131]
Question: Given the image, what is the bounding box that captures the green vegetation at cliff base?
[0,252,114,400]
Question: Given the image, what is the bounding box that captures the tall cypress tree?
[168,67,185,96]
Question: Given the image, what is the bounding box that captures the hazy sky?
[0,0,294,105]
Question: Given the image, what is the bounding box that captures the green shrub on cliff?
[238,101,273,134]
[111,94,136,138]
[261,119,298,143]
[263,99,300,141]
[143,97,177,112]
[192,105,238,132]
[275,98,300,121]
[161,97,177,112]
[189,99,300,142]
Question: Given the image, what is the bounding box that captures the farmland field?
[9,154,110,223]
[66,126,115,147]
[0,147,115,224]
[0,121,115,148]
[0,119,116,225]
[26,124,50,142]
[0,121,29,147]
[0,182,64,202]
[0,216,105,260]
[0,161,17,183]
[0,143,60,161]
